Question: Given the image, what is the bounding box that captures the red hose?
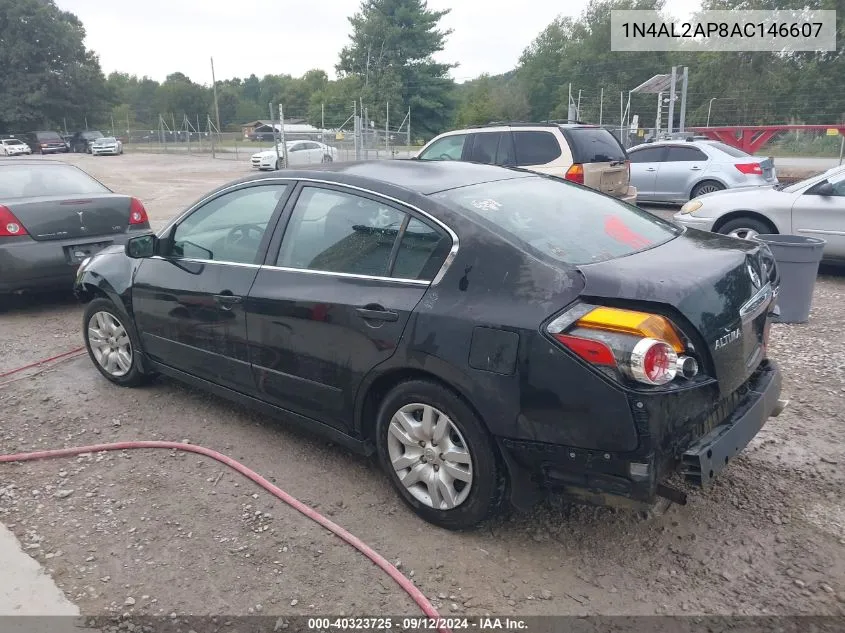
[0,441,450,632]
[0,346,86,379]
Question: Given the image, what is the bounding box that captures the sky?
[55,0,702,85]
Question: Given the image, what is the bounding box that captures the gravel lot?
[1,153,843,620]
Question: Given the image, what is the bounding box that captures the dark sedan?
[74,161,786,529]
[0,160,152,296]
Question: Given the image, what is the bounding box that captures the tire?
[691,180,725,199]
[375,379,505,530]
[321,154,333,163]
[717,217,774,241]
[82,298,152,387]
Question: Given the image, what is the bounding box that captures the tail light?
[565,163,585,185]
[129,197,149,225]
[735,162,763,175]
[547,304,699,387]
[0,205,28,237]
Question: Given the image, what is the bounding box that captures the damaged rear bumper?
[497,359,784,511]
[680,361,784,487]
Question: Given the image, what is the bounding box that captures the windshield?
[431,176,681,265]
[2,139,24,145]
[782,166,845,193]
[0,164,110,199]
[35,132,62,141]
[83,131,104,139]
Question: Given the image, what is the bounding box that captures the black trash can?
[753,234,826,324]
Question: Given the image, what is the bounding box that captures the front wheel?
[717,217,773,241]
[375,380,505,530]
[83,298,152,387]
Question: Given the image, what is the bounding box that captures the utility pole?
[706,98,717,127]
[576,90,582,120]
[667,66,677,135]
[270,103,280,168]
[656,92,663,136]
[407,107,411,148]
[385,101,389,155]
[679,66,689,133]
[321,103,325,131]
[211,57,221,133]
[567,84,574,122]
[599,88,604,125]
[279,103,287,167]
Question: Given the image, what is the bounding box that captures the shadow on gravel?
[0,289,79,315]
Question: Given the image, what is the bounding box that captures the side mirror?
[814,181,834,196]
[126,234,157,259]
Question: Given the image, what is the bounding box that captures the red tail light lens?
[565,163,585,184]
[552,334,616,367]
[0,205,28,237]
[735,162,763,175]
[129,197,149,225]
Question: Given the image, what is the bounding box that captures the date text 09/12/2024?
[620,21,824,39]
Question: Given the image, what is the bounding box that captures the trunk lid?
[561,126,631,198]
[578,228,772,396]
[6,194,133,241]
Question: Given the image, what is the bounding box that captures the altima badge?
[714,327,742,350]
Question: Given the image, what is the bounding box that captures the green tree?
[0,0,110,132]
[337,0,456,139]
[154,73,210,121]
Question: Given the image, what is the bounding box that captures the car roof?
[228,160,536,196]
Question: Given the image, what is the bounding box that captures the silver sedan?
[673,165,845,261]
[628,140,777,203]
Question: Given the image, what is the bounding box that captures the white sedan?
[0,138,32,156]
[251,140,338,171]
[91,137,124,156]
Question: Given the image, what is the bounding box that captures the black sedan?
[0,160,152,297]
[74,161,787,529]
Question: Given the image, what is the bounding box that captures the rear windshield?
[35,131,62,141]
[0,164,110,199]
[703,141,749,158]
[562,127,627,163]
[431,176,680,265]
[83,131,104,139]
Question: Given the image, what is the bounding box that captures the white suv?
[415,123,637,204]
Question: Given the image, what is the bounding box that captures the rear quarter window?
[562,127,627,163]
[431,176,680,266]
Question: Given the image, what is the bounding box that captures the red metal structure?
[690,125,845,154]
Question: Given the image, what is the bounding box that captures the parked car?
[0,138,33,156]
[627,140,777,203]
[0,160,151,296]
[74,161,785,529]
[91,136,124,156]
[674,164,845,262]
[251,140,337,170]
[248,130,278,142]
[70,130,105,153]
[414,123,637,204]
[19,131,69,154]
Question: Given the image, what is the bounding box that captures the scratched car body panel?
[73,161,785,529]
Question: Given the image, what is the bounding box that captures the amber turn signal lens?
[575,307,685,353]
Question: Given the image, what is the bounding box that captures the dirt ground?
[0,153,843,621]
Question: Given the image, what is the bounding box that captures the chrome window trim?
[156,176,460,286]
[149,255,261,269]
[259,264,431,286]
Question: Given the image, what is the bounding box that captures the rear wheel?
[717,217,773,241]
[375,380,505,530]
[83,298,152,387]
[691,180,725,198]
[321,153,333,163]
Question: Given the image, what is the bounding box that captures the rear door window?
[512,131,562,166]
[665,146,708,162]
[431,176,680,266]
[562,127,627,163]
[392,218,452,281]
[417,134,468,161]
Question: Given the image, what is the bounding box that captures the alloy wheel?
[386,403,473,510]
[87,311,133,377]
[728,227,759,240]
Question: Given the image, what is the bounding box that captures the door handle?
[690,166,702,170]
[213,293,243,310]
[356,306,398,322]
[646,167,657,172]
